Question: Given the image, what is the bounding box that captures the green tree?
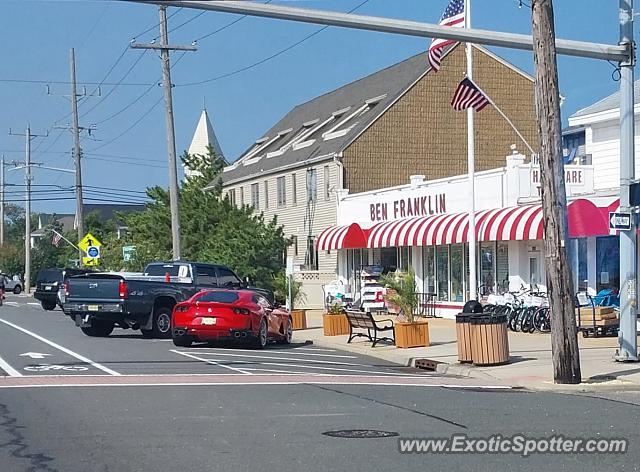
[118,146,290,284]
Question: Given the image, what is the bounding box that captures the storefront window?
[436,246,449,301]
[398,247,412,271]
[422,247,435,294]
[596,236,619,292]
[480,243,496,295]
[450,245,463,302]
[380,247,397,273]
[496,242,509,293]
[577,238,588,291]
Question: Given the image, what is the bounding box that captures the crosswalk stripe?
[173,351,368,366]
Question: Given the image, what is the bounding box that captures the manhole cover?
[322,430,399,439]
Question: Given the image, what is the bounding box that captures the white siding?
[223,160,341,274]
[583,116,640,190]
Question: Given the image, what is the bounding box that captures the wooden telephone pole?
[531,0,581,384]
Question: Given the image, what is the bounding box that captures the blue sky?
[0,0,632,214]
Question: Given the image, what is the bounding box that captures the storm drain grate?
[322,430,399,439]
[415,358,442,371]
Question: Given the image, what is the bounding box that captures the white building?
[317,147,622,318]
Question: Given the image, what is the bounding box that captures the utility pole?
[616,0,638,362]
[48,50,96,263]
[131,6,197,260]
[0,155,4,246]
[70,48,85,262]
[531,0,581,384]
[8,126,47,293]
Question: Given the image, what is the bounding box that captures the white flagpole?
[465,0,477,301]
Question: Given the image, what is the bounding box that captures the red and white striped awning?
[316,223,367,251]
[366,198,610,248]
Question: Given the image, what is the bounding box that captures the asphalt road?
[1,295,639,471]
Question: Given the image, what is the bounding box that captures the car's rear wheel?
[41,301,56,311]
[277,318,293,345]
[81,320,114,337]
[13,285,21,295]
[152,306,173,339]
[172,333,193,348]
[253,318,268,349]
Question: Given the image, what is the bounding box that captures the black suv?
[34,268,91,311]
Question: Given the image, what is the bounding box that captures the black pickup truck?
[62,261,273,338]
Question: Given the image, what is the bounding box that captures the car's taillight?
[232,307,250,315]
[175,304,190,312]
[118,280,128,299]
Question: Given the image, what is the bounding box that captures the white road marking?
[0,381,512,389]
[189,347,358,359]
[0,354,22,377]
[27,303,42,306]
[291,347,338,352]
[0,318,121,376]
[170,349,253,375]
[198,359,430,377]
[4,302,19,307]
[175,351,366,366]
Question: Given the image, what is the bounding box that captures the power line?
[80,49,149,118]
[132,6,183,40]
[192,0,273,42]
[176,0,371,87]
[83,185,148,194]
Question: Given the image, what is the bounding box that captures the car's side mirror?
[243,277,250,288]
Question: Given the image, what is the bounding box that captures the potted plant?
[381,269,430,348]
[322,302,350,336]
[272,272,307,330]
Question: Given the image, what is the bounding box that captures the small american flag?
[52,232,62,247]
[451,77,490,112]
[428,0,466,72]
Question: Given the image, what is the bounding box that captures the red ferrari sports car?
[171,289,292,349]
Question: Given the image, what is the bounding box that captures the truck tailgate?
[66,274,122,302]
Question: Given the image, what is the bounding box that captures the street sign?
[82,256,100,267]
[609,212,632,231]
[87,246,100,258]
[122,245,136,262]
[78,232,102,253]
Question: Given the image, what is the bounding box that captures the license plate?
[44,286,52,291]
[88,305,99,312]
[201,317,216,325]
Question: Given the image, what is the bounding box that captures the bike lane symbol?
[23,364,89,372]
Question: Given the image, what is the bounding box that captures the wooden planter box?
[323,313,350,336]
[291,309,307,330]
[395,321,430,349]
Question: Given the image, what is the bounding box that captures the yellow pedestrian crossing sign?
[82,257,100,267]
[79,233,102,253]
[79,233,103,267]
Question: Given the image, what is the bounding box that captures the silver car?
[3,275,23,294]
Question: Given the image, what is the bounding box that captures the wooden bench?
[344,310,395,347]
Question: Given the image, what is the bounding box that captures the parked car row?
[34,261,288,349]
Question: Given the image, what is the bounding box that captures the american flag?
[428,0,466,72]
[52,232,62,247]
[451,77,490,112]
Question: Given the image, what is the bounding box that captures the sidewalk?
[292,310,640,391]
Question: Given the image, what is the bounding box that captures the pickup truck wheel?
[81,320,114,337]
[253,318,268,349]
[41,301,57,311]
[152,306,173,339]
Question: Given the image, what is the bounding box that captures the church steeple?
[186,102,224,177]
